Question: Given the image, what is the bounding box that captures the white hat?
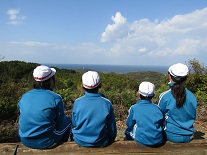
[33,65,56,81]
[168,63,189,78]
[138,81,155,97]
[82,71,101,89]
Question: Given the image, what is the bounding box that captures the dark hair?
[83,85,100,93]
[170,74,187,108]
[140,94,153,100]
[33,76,55,89]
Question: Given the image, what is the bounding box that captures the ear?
[137,92,140,97]
[168,73,173,82]
[168,73,171,79]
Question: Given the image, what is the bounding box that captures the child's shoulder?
[100,96,111,104]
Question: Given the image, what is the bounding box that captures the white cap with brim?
[138,81,155,97]
[168,63,189,78]
[33,65,56,81]
[82,71,101,89]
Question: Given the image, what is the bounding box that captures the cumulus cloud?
[2,7,207,66]
[101,12,128,42]
[101,8,207,60]
[6,8,26,25]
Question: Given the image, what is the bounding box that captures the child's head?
[33,65,56,89]
[82,71,101,93]
[138,81,155,100]
[168,63,188,83]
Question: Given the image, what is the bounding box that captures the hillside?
[0,60,206,143]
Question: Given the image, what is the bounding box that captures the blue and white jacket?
[158,82,197,137]
[18,89,68,147]
[72,92,117,147]
[125,99,164,146]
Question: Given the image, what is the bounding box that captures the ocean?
[44,64,168,74]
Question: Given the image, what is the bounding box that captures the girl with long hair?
[158,63,197,143]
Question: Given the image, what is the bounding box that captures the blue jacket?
[72,92,117,147]
[125,100,164,146]
[158,82,197,137]
[18,89,66,140]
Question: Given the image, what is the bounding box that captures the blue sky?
[1,0,207,66]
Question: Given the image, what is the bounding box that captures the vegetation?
[0,59,206,142]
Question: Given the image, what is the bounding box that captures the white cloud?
[1,41,43,46]
[6,9,26,25]
[0,41,108,64]
[101,12,128,42]
[101,8,207,64]
[7,9,19,19]
[2,8,207,66]
[138,47,148,53]
[10,41,51,46]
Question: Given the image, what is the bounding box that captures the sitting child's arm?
[107,106,117,142]
[125,106,135,140]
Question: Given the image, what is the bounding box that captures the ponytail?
[170,75,187,108]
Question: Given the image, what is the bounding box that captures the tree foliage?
[186,59,207,102]
[0,59,206,142]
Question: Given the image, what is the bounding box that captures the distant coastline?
[44,64,168,74]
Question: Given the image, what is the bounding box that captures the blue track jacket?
[158,82,197,139]
[18,89,70,148]
[125,100,164,146]
[72,92,117,147]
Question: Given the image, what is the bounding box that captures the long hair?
[170,74,187,108]
[33,76,55,89]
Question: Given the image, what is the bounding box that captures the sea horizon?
[44,63,169,74]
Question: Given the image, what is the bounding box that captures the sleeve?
[158,93,167,114]
[54,96,66,128]
[107,104,117,142]
[125,106,135,133]
[72,102,77,127]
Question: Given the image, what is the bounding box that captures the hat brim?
[51,68,56,76]
[139,90,154,97]
[82,81,101,89]
[49,68,56,80]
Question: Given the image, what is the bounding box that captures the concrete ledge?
[1,139,207,155]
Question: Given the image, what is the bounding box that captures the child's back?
[72,71,117,147]
[125,82,164,146]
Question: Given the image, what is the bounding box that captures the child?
[158,63,197,143]
[18,65,71,149]
[72,71,117,147]
[125,81,164,146]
